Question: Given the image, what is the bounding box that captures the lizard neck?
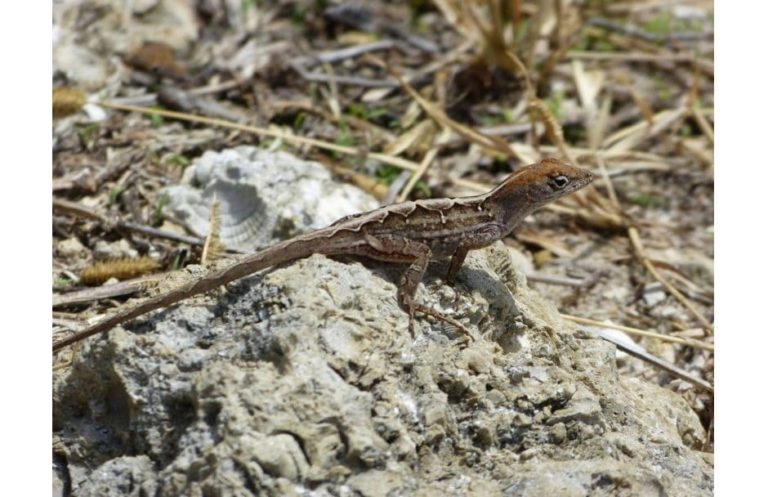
[497,192,538,235]
[482,185,539,236]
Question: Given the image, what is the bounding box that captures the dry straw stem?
[201,199,225,265]
[397,128,452,203]
[561,314,713,352]
[581,325,712,392]
[80,256,160,285]
[689,105,714,146]
[53,87,86,118]
[567,50,713,77]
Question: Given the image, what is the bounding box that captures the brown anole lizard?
[53,158,594,353]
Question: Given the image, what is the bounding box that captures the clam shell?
[164,147,378,252]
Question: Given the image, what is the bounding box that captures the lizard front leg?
[446,246,468,285]
[445,223,504,285]
[360,234,473,341]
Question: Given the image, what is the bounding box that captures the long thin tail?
[53,232,334,353]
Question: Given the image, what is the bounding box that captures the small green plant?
[332,124,355,160]
[170,251,184,271]
[629,193,665,208]
[76,123,100,145]
[347,103,390,123]
[152,192,170,225]
[644,11,672,35]
[412,180,431,197]
[292,111,307,129]
[164,153,190,168]
[347,103,370,120]
[241,0,258,13]
[108,185,126,206]
[54,275,75,288]
[376,165,401,185]
[545,89,565,120]
[148,107,165,127]
[291,4,306,24]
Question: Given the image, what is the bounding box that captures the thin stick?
[291,40,399,68]
[561,314,713,352]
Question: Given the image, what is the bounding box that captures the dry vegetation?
[53,0,714,445]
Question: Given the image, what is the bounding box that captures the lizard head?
[491,158,594,206]
[488,158,594,230]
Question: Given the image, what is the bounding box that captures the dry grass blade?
[603,108,687,153]
[571,60,609,150]
[201,199,225,265]
[689,105,714,146]
[397,128,452,202]
[561,314,713,352]
[384,120,436,157]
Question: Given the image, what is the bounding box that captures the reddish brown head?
[488,158,594,232]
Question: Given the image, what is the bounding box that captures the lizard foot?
[409,302,474,344]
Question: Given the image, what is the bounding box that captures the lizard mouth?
[574,170,595,190]
[559,171,594,197]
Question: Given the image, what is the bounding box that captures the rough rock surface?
[53,149,712,496]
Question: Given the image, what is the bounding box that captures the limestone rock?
[53,148,712,496]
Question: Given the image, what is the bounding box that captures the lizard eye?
[550,175,570,190]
